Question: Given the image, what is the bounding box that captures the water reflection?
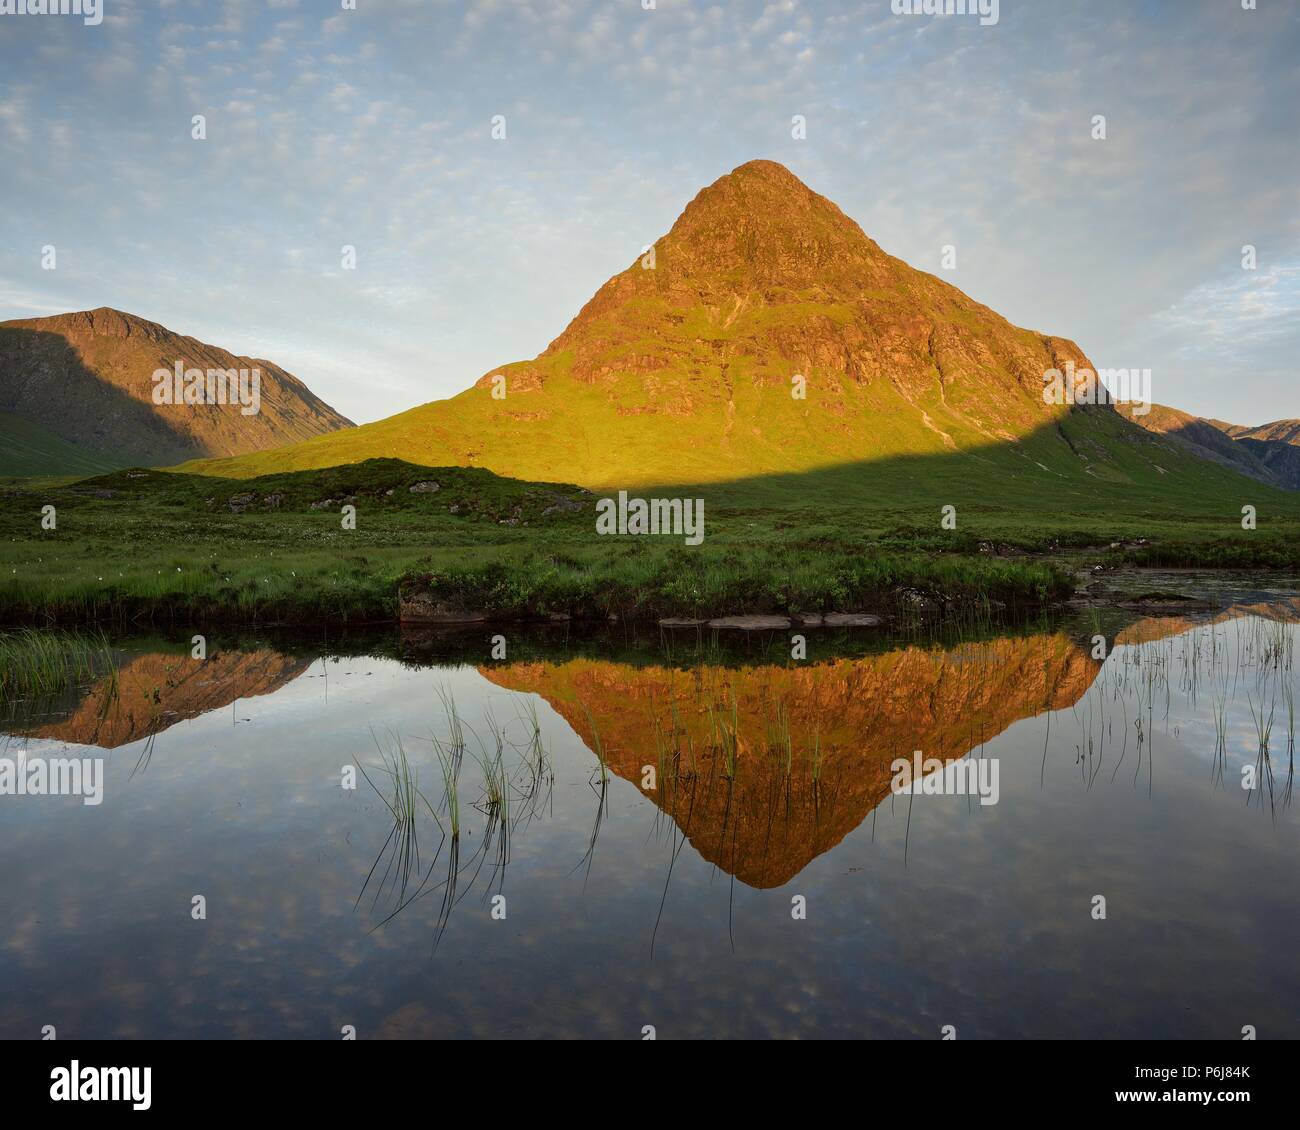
[1,602,1297,1038]
[480,633,1101,887]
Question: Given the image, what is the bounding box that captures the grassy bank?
[397,548,1069,623]
[1,458,1296,627]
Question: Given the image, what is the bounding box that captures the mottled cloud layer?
[1,0,1296,425]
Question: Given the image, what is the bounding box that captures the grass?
[432,685,465,838]
[1110,538,1300,571]
[0,626,113,703]
[708,691,740,779]
[580,701,609,785]
[356,728,440,910]
[2,454,1297,628]
[397,545,1072,623]
[0,411,126,478]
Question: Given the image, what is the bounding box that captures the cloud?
[0,0,1294,426]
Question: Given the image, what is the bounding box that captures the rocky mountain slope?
[1120,403,1300,491]
[0,307,353,472]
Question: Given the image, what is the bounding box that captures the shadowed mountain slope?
[0,308,353,473]
[1120,403,1300,492]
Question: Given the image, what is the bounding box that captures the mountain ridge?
[1120,402,1300,491]
[14,161,1294,513]
[0,306,353,472]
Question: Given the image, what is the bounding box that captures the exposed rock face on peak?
[499,158,1101,425]
[0,307,353,471]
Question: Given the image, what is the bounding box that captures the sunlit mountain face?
[182,161,1265,514]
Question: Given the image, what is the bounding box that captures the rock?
[398,592,487,624]
[228,493,254,512]
[707,615,792,631]
[310,498,337,510]
[409,481,440,493]
[542,494,585,515]
[822,612,883,628]
[658,617,708,628]
[792,612,824,626]
[900,589,941,614]
[262,492,283,509]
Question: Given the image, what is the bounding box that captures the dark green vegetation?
[2,454,1298,627]
[0,626,113,704]
[6,164,1296,628]
[0,411,126,477]
[1109,538,1300,571]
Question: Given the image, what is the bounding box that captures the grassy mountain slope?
[0,411,126,477]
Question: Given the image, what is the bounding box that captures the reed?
[0,627,114,703]
[580,701,609,785]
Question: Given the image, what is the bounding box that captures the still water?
[2,600,1298,1039]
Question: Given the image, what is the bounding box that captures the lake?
[2,596,1297,1039]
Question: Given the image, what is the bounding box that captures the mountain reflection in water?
[1,604,1297,1039]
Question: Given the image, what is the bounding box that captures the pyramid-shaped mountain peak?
[644,159,885,288]
[197,160,1170,495]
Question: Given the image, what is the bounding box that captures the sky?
[1,0,1297,427]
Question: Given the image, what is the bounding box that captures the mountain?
[1215,418,1300,490]
[0,410,124,477]
[1120,403,1300,491]
[179,161,1285,510]
[0,307,353,474]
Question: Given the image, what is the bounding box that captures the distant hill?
[1120,403,1300,491]
[179,159,1290,517]
[0,307,353,474]
[1217,418,1300,489]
